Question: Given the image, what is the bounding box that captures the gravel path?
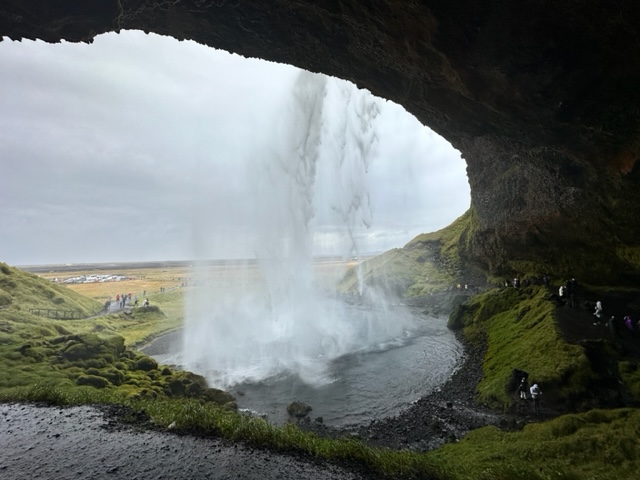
[0,404,372,480]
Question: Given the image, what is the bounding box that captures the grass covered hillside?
[0,262,101,315]
[434,275,640,478]
[449,285,594,409]
[340,210,480,298]
[448,283,640,411]
[0,262,233,408]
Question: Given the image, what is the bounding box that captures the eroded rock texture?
[2,1,639,281]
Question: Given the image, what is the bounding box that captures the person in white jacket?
[529,383,542,413]
[593,300,603,325]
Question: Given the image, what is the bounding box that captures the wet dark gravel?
[0,403,372,480]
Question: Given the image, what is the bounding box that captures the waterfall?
[182,71,413,388]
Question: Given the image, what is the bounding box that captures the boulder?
[287,401,312,418]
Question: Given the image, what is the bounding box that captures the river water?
[145,304,463,427]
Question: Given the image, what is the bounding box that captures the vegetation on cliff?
[340,209,640,479]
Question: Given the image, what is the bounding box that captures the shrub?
[134,356,158,372]
[203,387,236,406]
[76,375,110,389]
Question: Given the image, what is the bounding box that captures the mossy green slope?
[0,262,233,408]
[427,408,640,480]
[450,286,595,408]
[340,210,477,297]
[0,262,100,315]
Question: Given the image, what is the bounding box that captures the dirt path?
[554,287,640,356]
[0,403,374,480]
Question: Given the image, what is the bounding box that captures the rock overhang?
[2,0,639,281]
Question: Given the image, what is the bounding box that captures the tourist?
[624,315,634,332]
[517,377,528,400]
[529,383,542,413]
[608,316,619,339]
[593,301,603,323]
[567,278,578,308]
[559,285,566,304]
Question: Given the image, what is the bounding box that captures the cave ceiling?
[2,0,640,281]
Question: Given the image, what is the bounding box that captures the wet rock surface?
[0,403,372,480]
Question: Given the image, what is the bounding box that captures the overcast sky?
[0,30,470,266]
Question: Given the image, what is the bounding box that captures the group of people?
[115,293,133,308]
[558,278,579,308]
[591,301,640,338]
[103,293,149,312]
[504,274,552,289]
[516,376,543,414]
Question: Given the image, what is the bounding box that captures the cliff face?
[3,1,639,282]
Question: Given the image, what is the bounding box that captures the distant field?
[30,258,360,306]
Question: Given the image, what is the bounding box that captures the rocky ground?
[0,403,376,480]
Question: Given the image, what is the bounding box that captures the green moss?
[59,334,124,363]
[134,356,158,371]
[426,409,640,480]
[76,374,110,389]
[0,289,12,307]
[619,360,640,400]
[167,378,186,396]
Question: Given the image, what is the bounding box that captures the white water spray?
[182,72,415,388]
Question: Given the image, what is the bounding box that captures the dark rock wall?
[2,0,640,281]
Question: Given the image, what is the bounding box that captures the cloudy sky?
[0,30,469,266]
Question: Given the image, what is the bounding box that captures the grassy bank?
[449,285,592,409]
[426,408,640,480]
[439,282,640,479]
